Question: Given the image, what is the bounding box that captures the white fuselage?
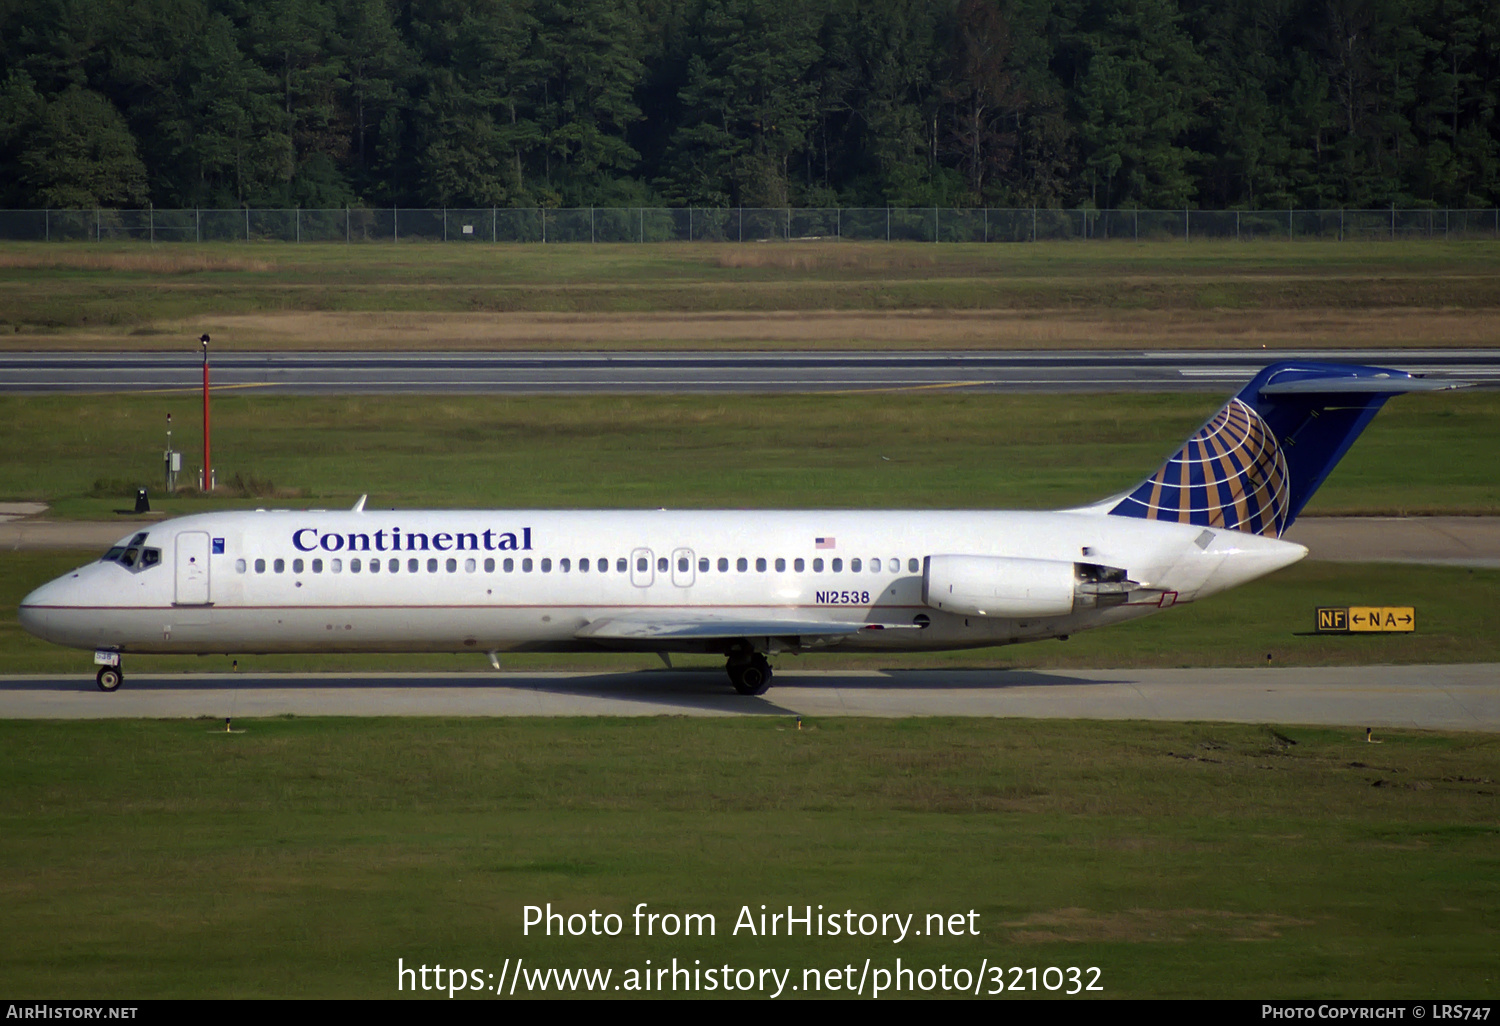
[19,507,1306,658]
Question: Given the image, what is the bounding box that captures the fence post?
[443,207,447,243]
[836,207,841,239]
[1134,209,1138,241]
[886,207,889,242]
[196,208,201,244]
[246,207,250,241]
[393,205,397,243]
[933,205,938,243]
[983,207,987,243]
[149,204,154,243]
[346,206,350,244]
[739,207,742,243]
[44,208,48,243]
[1390,204,1395,240]
[96,208,100,242]
[492,206,496,243]
[1288,207,1292,241]
[1184,207,1188,242]
[1032,207,1036,243]
[1340,209,1344,241]
[297,207,301,244]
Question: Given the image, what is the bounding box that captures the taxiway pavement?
[1,664,1495,729]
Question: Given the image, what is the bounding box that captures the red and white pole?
[200,333,211,491]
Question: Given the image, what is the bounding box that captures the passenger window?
[389,558,399,572]
[541,558,552,572]
[718,557,729,572]
[446,558,458,572]
[851,558,862,573]
[813,558,823,572]
[408,558,419,573]
[617,557,627,573]
[794,558,804,572]
[657,556,668,573]
[774,557,785,572]
[832,558,843,572]
[678,556,689,572]
[368,559,378,574]
[274,558,285,573]
[560,558,570,572]
[312,559,323,573]
[351,559,361,573]
[579,558,589,572]
[597,556,608,572]
[464,558,476,573]
[424,558,435,573]
[870,558,881,572]
[331,558,342,573]
[254,558,266,573]
[908,558,919,573]
[502,558,513,572]
[483,558,494,572]
[292,558,304,574]
[637,557,648,572]
[235,558,246,573]
[736,557,748,572]
[698,556,709,572]
[522,558,533,572]
[755,557,766,572]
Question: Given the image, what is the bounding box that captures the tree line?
[1,0,1496,212]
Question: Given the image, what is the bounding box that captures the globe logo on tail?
[1110,399,1291,537]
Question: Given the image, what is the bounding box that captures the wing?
[575,610,917,642]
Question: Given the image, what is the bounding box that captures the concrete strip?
[1,665,1496,730]
[1285,517,1500,567]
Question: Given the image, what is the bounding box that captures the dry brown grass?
[12,306,1495,351]
[0,250,274,274]
[711,242,943,272]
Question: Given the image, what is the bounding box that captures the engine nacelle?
[922,555,1134,618]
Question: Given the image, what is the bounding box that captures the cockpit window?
[101,541,160,571]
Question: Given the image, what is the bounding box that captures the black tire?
[729,659,771,696]
[96,666,122,692]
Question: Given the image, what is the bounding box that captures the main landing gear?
[96,665,122,692]
[726,652,772,696]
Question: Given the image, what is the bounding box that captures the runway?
[3,348,1496,394]
[2,664,1496,730]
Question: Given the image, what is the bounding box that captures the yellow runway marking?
[817,379,996,395]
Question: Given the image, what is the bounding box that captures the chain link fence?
[2,206,1497,243]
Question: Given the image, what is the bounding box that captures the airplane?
[18,361,1468,695]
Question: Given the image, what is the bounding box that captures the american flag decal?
[815,537,836,549]
[1109,398,1291,537]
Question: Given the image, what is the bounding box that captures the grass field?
[0,717,1494,998]
[1,240,1498,349]
[4,390,1497,520]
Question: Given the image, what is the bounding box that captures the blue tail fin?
[1107,362,1461,538]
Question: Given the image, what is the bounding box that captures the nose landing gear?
[726,652,772,695]
[96,666,122,692]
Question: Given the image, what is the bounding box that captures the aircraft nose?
[18,573,85,643]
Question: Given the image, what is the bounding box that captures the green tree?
[16,84,149,206]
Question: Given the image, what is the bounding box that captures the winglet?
[351,494,367,513]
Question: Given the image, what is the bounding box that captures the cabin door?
[174,532,212,605]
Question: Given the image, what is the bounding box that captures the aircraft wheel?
[728,657,771,696]
[96,666,122,692]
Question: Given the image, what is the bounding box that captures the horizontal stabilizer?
[1258,376,1472,395]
